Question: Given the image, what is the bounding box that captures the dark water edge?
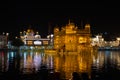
[0,69,120,80]
[91,68,120,80]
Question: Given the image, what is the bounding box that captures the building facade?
[91,34,120,51]
[20,28,54,49]
[0,34,8,49]
[53,21,91,52]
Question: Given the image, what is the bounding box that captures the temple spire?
[68,19,71,25]
[81,19,83,29]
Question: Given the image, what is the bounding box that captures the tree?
[11,38,24,48]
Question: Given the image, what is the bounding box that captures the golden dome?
[27,29,33,33]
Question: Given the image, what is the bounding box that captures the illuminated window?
[43,41,48,45]
[79,37,87,43]
[27,41,33,45]
[34,41,42,45]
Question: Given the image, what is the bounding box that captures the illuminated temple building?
[53,21,92,52]
[20,28,54,49]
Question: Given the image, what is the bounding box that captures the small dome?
[35,35,41,38]
[85,24,90,28]
[27,29,34,33]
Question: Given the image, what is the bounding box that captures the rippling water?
[0,49,120,80]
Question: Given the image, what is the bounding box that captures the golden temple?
[53,20,92,52]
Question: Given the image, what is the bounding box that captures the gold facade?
[54,21,91,52]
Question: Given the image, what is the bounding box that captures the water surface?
[0,49,120,80]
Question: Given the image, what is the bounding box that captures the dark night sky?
[2,2,120,39]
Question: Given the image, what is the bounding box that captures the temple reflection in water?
[53,50,95,79]
[0,49,120,80]
[0,49,96,79]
